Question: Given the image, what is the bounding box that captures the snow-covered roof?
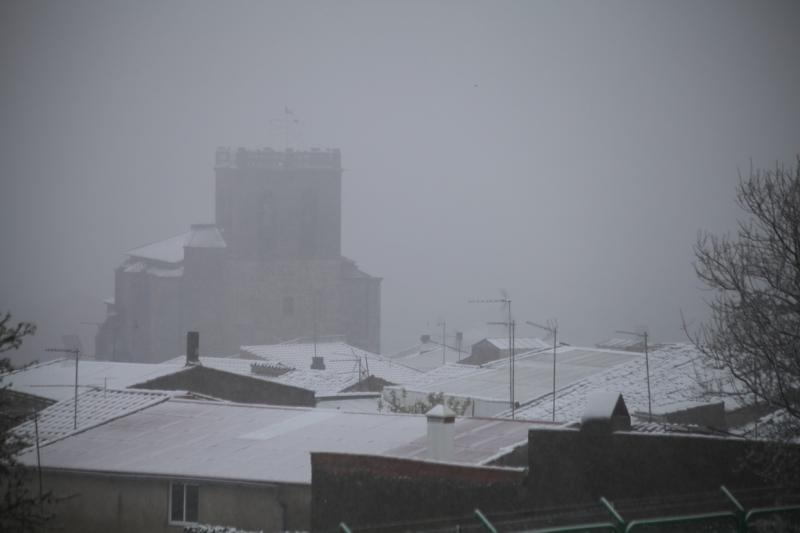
[126,232,189,263]
[239,342,422,391]
[185,224,226,249]
[0,359,184,402]
[595,338,645,351]
[482,337,550,351]
[18,399,543,484]
[163,356,355,396]
[390,341,470,372]
[391,346,638,404]
[14,388,171,445]
[122,259,183,277]
[316,395,381,413]
[512,344,718,423]
[126,225,225,264]
[581,391,627,423]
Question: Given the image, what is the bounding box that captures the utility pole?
[527,319,558,422]
[46,346,80,429]
[617,329,651,420]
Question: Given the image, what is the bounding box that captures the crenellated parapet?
[215,146,341,170]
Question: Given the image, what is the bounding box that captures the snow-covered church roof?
[126,225,226,264]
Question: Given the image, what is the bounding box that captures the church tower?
[214,147,342,260]
[95,147,380,362]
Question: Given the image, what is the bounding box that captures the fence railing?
[338,486,800,533]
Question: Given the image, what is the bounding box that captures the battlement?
[215,147,341,170]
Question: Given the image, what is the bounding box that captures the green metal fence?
[338,486,800,533]
[471,486,800,533]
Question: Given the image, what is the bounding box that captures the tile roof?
[14,388,170,445]
[511,344,722,422]
[1,359,184,402]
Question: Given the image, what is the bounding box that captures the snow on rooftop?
[14,388,170,445]
[166,356,355,396]
[581,391,626,423]
[126,232,189,263]
[18,399,543,484]
[392,346,638,404]
[316,395,381,413]
[512,344,717,423]
[484,337,550,351]
[158,343,423,396]
[390,341,470,372]
[122,259,183,277]
[239,342,422,389]
[1,359,184,402]
[595,338,645,351]
[186,224,226,248]
[125,225,225,265]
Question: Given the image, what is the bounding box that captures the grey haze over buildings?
[1,1,799,365]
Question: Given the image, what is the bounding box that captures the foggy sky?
[2,0,799,364]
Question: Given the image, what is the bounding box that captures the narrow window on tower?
[300,188,317,258]
[258,191,274,257]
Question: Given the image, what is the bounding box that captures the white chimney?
[426,404,455,462]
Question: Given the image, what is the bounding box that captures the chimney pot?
[426,404,455,461]
[186,331,200,365]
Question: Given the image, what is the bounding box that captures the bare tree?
[0,312,53,531]
[690,158,800,482]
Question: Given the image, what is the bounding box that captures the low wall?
[311,453,527,532]
[381,386,508,417]
[527,427,770,511]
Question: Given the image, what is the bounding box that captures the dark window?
[282,296,294,316]
[185,485,199,522]
[170,484,183,522]
[169,482,199,524]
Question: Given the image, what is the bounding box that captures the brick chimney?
[186,331,200,366]
[426,404,455,461]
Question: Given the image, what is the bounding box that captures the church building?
[95,147,381,362]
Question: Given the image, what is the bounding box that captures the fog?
[2,0,799,365]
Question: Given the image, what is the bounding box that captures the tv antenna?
[616,328,651,420]
[470,293,515,418]
[526,319,559,422]
[46,334,83,430]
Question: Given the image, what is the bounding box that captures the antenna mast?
[471,295,515,418]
